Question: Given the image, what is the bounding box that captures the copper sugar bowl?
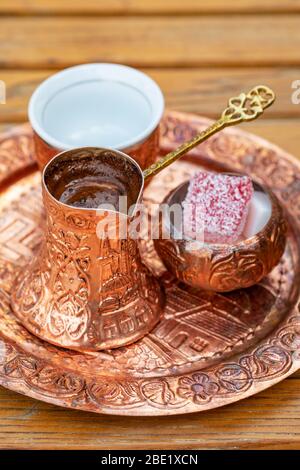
[11,148,164,351]
[155,180,287,292]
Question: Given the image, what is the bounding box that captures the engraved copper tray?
[0,111,300,416]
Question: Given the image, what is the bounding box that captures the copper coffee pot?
[11,85,276,351]
[12,148,164,351]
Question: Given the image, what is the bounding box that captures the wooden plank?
[1,376,300,449]
[1,68,299,122]
[0,16,300,68]
[1,66,299,154]
[0,0,300,15]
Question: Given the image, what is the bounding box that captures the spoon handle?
[143,85,275,180]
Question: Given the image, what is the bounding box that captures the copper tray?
[0,111,300,416]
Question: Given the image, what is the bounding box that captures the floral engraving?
[209,251,265,291]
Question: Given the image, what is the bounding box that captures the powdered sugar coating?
[183,171,253,243]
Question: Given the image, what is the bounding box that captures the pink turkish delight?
[183,171,253,244]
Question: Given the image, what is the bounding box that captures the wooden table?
[1,0,300,450]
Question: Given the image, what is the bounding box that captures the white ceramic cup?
[29,63,164,170]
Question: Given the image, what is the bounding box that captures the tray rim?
[0,111,300,416]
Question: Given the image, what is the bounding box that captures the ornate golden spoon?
[143,85,275,180]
